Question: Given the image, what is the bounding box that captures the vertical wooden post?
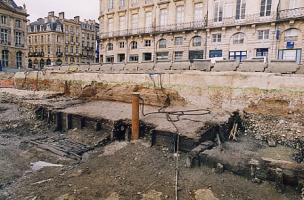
[132,92,140,141]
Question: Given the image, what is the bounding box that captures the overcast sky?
[14,0,99,22]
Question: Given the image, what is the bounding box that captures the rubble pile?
[243,112,304,163]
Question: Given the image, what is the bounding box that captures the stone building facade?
[0,0,28,68]
[28,12,98,68]
[99,0,304,64]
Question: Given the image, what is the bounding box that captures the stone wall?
[48,60,303,74]
[14,70,304,115]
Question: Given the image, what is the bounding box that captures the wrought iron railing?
[207,12,277,28]
[101,21,206,38]
[279,7,304,20]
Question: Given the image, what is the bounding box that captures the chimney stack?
[48,11,55,17]
[59,12,65,20]
[74,16,80,23]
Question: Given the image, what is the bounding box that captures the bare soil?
[0,104,301,200]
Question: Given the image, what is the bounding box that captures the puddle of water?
[30,161,63,172]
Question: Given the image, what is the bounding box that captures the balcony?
[0,40,11,46]
[145,0,153,4]
[56,52,63,57]
[28,52,45,57]
[279,7,304,20]
[207,12,277,28]
[15,43,25,48]
[100,21,206,39]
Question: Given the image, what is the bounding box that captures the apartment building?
[81,20,98,64]
[28,12,98,68]
[0,0,28,68]
[99,0,304,64]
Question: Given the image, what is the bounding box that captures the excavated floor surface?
[0,88,230,139]
[0,103,300,200]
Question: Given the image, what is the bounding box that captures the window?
[176,6,184,24]
[236,0,246,20]
[119,16,126,31]
[108,0,114,10]
[48,46,51,54]
[131,14,138,33]
[16,52,22,68]
[256,48,268,57]
[229,51,247,61]
[0,29,8,44]
[131,41,137,49]
[174,51,183,61]
[289,0,299,9]
[106,55,114,63]
[1,16,7,24]
[119,41,125,48]
[174,37,183,45]
[120,0,125,8]
[108,18,113,33]
[193,36,202,46]
[232,33,245,44]
[143,53,152,61]
[16,20,21,28]
[258,30,269,40]
[212,34,222,43]
[214,0,223,22]
[15,32,22,46]
[118,54,125,62]
[160,9,168,27]
[145,40,151,47]
[284,29,300,42]
[2,50,9,67]
[129,54,139,62]
[189,50,204,60]
[260,0,272,17]
[145,12,152,31]
[156,52,169,61]
[107,43,113,51]
[194,3,204,22]
[159,39,166,48]
[209,50,223,58]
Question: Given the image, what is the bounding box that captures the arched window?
[232,32,245,44]
[39,59,45,68]
[107,43,113,51]
[130,41,137,49]
[2,50,9,67]
[28,59,33,68]
[159,39,166,48]
[192,36,202,47]
[16,51,22,68]
[46,58,52,65]
[284,28,300,42]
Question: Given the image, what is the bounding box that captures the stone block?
[171,61,191,70]
[266,60,300,74]
[100,64,112,72]
[58,65,69,71]
[213,60,239,72]
[154,62,172,71]
[124,63,138,72]
[111,63,125,72]
[190,60,213,71]
[89,65,102,72]
[238,60,267,72]
[78,65,90,72]
[138,62,155,71]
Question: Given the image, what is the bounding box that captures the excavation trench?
[33,106,304,193]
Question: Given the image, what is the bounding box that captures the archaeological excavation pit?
[1,71,304,200]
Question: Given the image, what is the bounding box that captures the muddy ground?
[0,103,301,200]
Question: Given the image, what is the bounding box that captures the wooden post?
[132,92,140,141]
